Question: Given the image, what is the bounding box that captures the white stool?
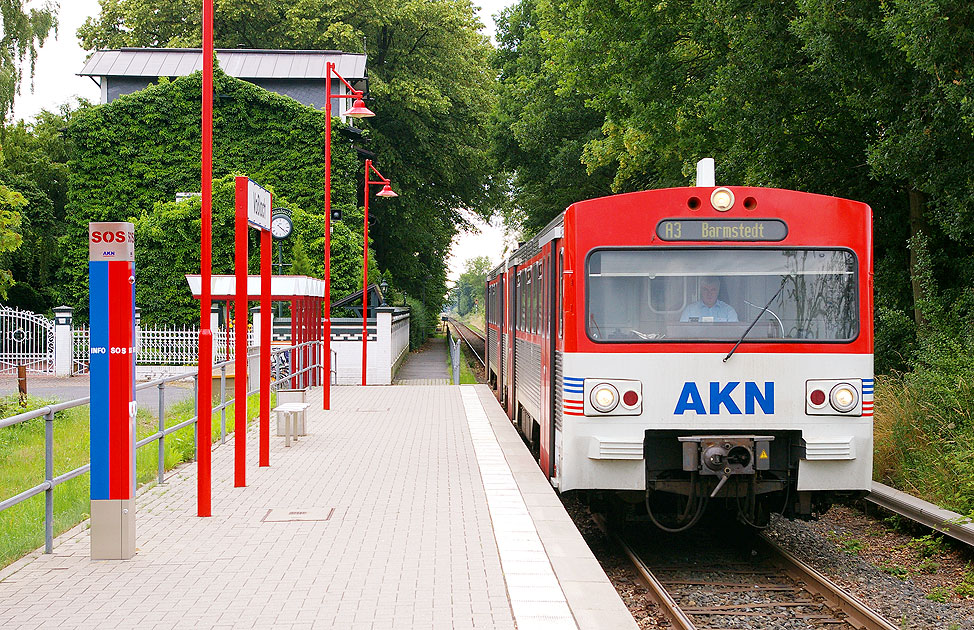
[272,402,310,447]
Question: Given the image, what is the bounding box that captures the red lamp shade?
[345,97,375,118]
[376,183,398,198]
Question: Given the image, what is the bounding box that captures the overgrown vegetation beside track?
[0,391,266,569]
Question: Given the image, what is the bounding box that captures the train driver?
[680,276,739,323]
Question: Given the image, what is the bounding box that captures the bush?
[406,295,439,350]
[874,306,916,374]
[874,232,974,516]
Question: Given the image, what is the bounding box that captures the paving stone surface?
[0,386,513,630]
[0,384,636,630]
[394,337,449,384]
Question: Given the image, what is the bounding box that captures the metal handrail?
[0,340,322,554]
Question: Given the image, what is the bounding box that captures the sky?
[11,0,514,281]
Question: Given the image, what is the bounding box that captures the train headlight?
[711,187,735,212]
[591,383,619,413]
[829,383,858,413]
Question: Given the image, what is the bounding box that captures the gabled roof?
[80,49,366,80]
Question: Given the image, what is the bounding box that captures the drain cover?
[261,508,335,522]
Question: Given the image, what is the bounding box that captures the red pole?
[317,298,323,385]
[290,299,297,389]
[260,227,270,467]
[322,63,333,409]
[301,297,311,387]
[225,302,231,360]
[362,160,370,386]
[299,298,306,388]
[233,176,248,487]
[197,0,214,518]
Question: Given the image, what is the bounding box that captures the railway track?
[595,515,897,630]
[445,317,486,367]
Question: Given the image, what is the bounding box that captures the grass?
[872,374,974,516]
[443,330,478,385]
[0,389,269,569]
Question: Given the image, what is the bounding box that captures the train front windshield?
[586,249,858,343]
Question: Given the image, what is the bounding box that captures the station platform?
[0,385,636,630]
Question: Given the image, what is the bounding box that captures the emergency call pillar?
[88,221,137,560]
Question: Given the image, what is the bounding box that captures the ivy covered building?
[64,62,372,326]
[79,48,367,114]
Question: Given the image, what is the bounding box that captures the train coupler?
[679,435,774,497]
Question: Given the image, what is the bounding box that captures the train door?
[538,249,553,478]
[505,267,517,418]
[494,274,507,400]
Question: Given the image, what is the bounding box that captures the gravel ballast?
[565,497,974,629]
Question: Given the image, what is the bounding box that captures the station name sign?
[657,218,787,242]
[247,179,272,231]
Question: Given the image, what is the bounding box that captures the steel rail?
[445,318,485,367]
[591,512,895,630]
[866,481,974,548]
[592,514,696,630]
[758,533,898,630]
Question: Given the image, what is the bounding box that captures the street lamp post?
[362,159,397,386]
[323,62,374,408]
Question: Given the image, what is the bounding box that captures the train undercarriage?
[578,430,867,532]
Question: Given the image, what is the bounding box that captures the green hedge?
[64,68,359,322]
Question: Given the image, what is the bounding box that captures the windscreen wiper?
[723,276,789,363]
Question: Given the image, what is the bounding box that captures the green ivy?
[64,68,361,323]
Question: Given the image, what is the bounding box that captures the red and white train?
[485,185,873,530]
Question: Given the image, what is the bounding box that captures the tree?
[0,182,24,297]
[78,0,497,322]
[0,0,58,123]
[794,0,974,328]
[290,234,312,276]
[490,0,613,238]
[451,255,492,318]
[0,103,82,311]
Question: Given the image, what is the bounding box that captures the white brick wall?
[330,308,410,385]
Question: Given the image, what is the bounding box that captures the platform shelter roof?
[185,274,323,301]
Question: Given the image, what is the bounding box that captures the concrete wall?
[275,307,410,385]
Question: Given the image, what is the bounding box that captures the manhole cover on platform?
[261,508,335,522]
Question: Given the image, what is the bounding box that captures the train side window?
[517,271,521,331]
[537,262,542,334]
[537,262,544,336]
[517,271,523,331]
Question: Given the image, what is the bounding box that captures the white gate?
[72,326,90,375]
[0,306,56,374]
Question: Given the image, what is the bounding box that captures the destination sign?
[657,218,787,242]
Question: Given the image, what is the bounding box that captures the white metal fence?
[68,325,254,374]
